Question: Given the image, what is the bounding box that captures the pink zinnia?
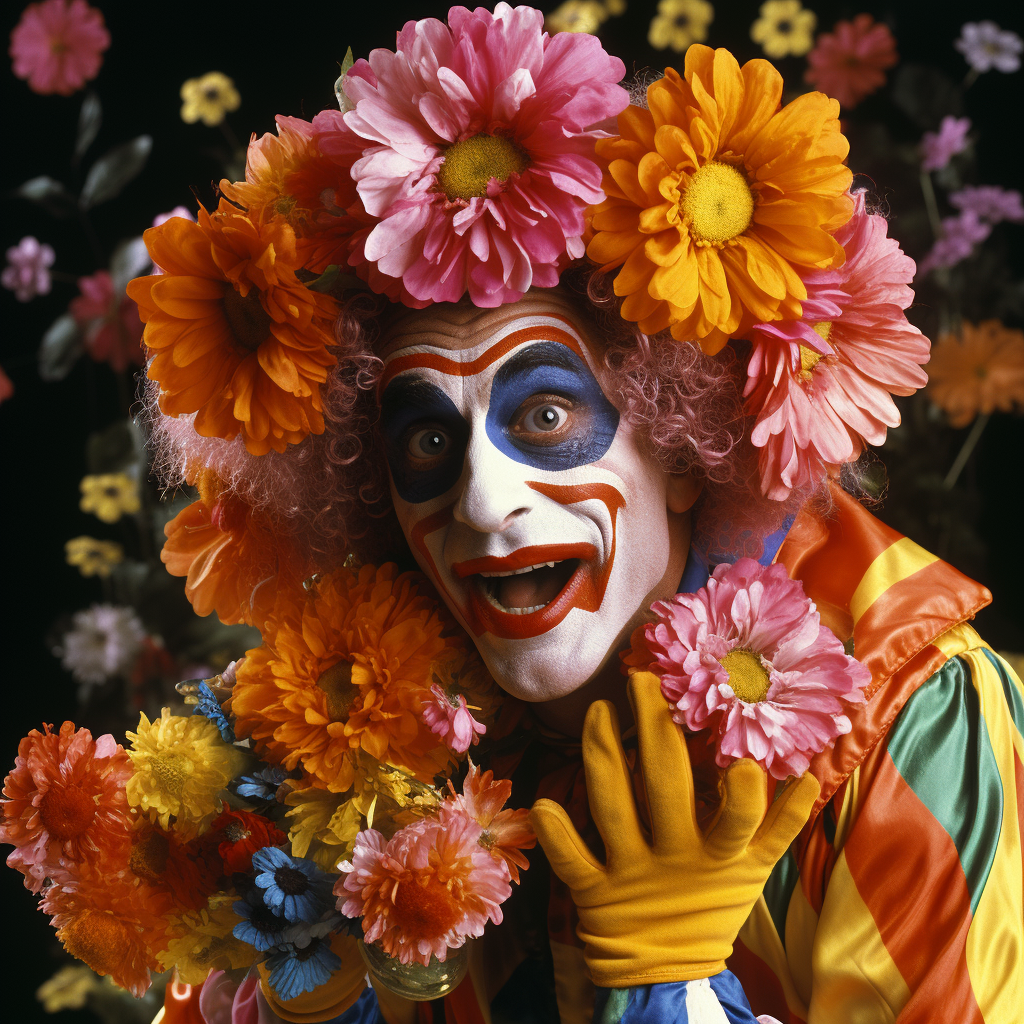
[421,683,486,753]
[640,559,870,780]
[744,192,930,500]
[334,3,628,307]
[921,116,971,173]
[69,270,145,372]
[338,814,510,965]
[9,0,110,97]
[949,185,1024,225]
[0,722,133,892]
[804,14,898,110]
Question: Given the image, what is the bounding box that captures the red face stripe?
[452,543,598,579]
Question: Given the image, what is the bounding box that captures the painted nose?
[452,425,533,533]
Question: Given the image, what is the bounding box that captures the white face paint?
[378,292,689,702]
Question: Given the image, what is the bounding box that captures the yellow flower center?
[150,752,195,797]
[720,648,772,703]
[317,660,360,721]
[799,322,833,379]
[681,161,755,245]
[59,912,134,977]
[222,287,272,353]
[436,134,529,201]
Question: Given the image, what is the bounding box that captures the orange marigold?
[928,320,1024,427]
[161,469,306,627]
[229,564,458,791]
[587,45,853,353]
[220,115,360,274]
[127,204,339,456]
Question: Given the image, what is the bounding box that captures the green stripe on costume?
[982,648,1024,736]
[762,847,799,949]
[886,656,1003,914]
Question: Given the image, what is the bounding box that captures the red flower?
[804,14,898,110]
[69,271,145,372]
[206,808,286,875]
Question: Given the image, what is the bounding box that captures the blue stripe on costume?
[594,971,765,1024]
[324,986,384,1024]
[677,516,795,596]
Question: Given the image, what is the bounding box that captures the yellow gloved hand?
[530,671,820,988]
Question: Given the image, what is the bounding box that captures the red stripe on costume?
[444,975,489,1024]
[843,749,983,1022]
[728,938,805,1024]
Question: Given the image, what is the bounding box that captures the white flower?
[956,21,1023,74]
[59,604,146,688]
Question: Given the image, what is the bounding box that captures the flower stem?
[943,412,990,490]
[919,170,942,239]
[963,67,980,90]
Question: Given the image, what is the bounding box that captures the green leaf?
[86,419,146,474]
[74,92,102,163]
[38,314,82,382]
[890,66,964,130]
[80,135,153,210]
[110,236,153,294]
[335,47,356,113]
[15,176,78,218]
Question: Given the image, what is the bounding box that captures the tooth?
[478,560,564,579]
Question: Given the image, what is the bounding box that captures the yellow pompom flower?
[284,784,363,871]
[751,0,816,58]
[545,0,609,34]
[158,897,258,984]
[648,0,714,53]
[180,72,241,127]
[65,536,124,577]
[79,473,140,524]
[36,965,101,1013]
[126,710,245,835]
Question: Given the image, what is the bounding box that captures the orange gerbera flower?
[928,320,1024,427]
[127,204,339,455]
[229,564,458,791]
[220,115,361,274]
[587,45,853,353]
[161,469,306,627]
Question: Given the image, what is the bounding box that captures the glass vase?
[357,940,469,1000]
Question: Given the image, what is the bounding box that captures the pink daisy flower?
[336,2,628,306]
[9,0,110,97]
[920,116,971,173]
[69,270,145,372]
[743,191,930,500]
[421,682,486,753]
[804,14,898,110]
[641,559,870,780]
[338,813,510,965]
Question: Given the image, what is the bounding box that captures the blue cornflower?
[193,681,235,742]
[232,887,289,952]
[233,765,289,801]
[265,938,342,1001]
[252,846,336,924]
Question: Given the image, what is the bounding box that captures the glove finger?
[627,672,698,850]
[704,759,768,860]
[752,772,820,866]
[581,698,649,865]
[530,798,604,892]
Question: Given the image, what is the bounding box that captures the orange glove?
[530,672,819,988]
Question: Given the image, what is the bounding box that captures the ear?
[666,472,703,514]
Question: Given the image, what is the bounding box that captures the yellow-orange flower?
[229,564,458,791]
[65,536,123,577]
[587,45,853,353]
[928,320,1024,426]
[157,896,257,984]
[127,204,339,456]
[161,469,305,627]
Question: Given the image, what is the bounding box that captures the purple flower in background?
[956,21,1023,74]
[2,236,55,301]
[921,117,971,172]
[152,206,194,228]
[949,186,1024,225]
[918,212,992,275]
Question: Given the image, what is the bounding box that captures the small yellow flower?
[180,72,241,127]
[649,0,714,52]
[751,0,816,58]
[79,473,140,524]
[158,897,257,984]
[605,0,627,15]
[65,536,124,578]
[284,785,363,870]
[545,0,608,34]
[126,709,245,835]
[36,965,100,1013]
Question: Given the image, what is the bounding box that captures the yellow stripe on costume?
[849,538,938,623]
[783,880,819,1008]
[549,940,594,1024]
[961,648,1024,1021]
[808,851,910,1023]
[736,897,810,1022]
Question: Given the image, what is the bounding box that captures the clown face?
[379,291,691,703]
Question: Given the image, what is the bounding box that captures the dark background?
[2,0,1022,1019]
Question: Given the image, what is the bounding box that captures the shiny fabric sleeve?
[803,646,1024,1023]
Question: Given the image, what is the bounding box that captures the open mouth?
[477,559,581,614]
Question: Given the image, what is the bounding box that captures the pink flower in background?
[9,0,110,96]
[918,210,992,275]
[641,559,869,780]
[152,206,194,228]
[69,271,145,371]
[804,14,898,109]
[949,186,1024,225]
[0,365,13,405]
[921,116,971,172]
[421,683,486,753]
[744,192,930,500]
[338,2,628,306]
[956,21,1022,74]
[2,236,55,301]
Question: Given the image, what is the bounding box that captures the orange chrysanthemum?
[161,469,306,627]
[41,865,172,997]
[229,564,458,791]
[220,115,360,274]
[587,45,853,353]
[127,821,220,912]
[127,204,339,455]
[928,320,1024,427]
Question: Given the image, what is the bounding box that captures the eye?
[521,404,568,433]
[509,395,576,444]
[405,427,450,464]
